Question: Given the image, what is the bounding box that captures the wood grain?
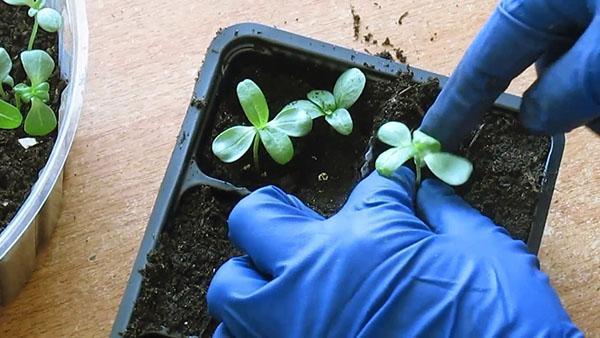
[0,0,598,336]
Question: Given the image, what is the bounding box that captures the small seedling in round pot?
[375,121,473,186]
[0,0,62,135]
[284,68,366,135]
[3,0,63,50]
[212,79,313,169]
[0,48,15,96]
[13,50,58,136]
[0,48,22,129]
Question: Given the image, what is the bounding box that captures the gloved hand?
[207,168,581,337]
[420,0,600,150]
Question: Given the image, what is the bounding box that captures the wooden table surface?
[1,0,598,336]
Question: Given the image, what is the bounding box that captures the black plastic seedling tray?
[111,23,564,337]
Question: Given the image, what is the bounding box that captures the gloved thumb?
[520,17,600,134]
[341,166,417,215]
[207,256,268,337]
[213,324,235,338]
[416,179,506,238]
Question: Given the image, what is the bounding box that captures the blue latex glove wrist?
[208,168,581,337]
[420,0,600,149]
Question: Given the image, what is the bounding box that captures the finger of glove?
[343,167,415,213]
[535,38,577,75]
[588,117,600,134]
[207,256,268,338]
[419,0,592,150]
[339,167,432,232]
[416,179,505,238]
[213,324,235,338]
[501,0,593,33]
[521,17,600,134]
[228,185,323,276]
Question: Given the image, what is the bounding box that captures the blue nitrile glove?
[207,168,582,338]
[420,0,600,150]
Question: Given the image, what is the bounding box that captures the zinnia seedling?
[1,0,62,135]
[0,49,59,135]
[3,0,63,50]
[284,68,366,135]
[13,50,58,136]
[0,48,14,96]
[0,48,22,129]
[212,79,313,168]
[375,121,473,186]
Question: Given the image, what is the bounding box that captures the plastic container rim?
[0,0,89,257]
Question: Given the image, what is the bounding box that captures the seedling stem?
[28,20,39,50]
[253,134,260,170]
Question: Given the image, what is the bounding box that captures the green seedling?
[284,68,366,135]
[375,121,473,186]
[0,48,14,97]
[0,48,22,129]
[0,99,22,130]
[12,50,57,136]
[212,79,313,168]
[3,0,63,50]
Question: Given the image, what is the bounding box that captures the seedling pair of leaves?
[376,121,473,186]
[3,0,63,49]
[212,79,312,167]
[212,68,366,168]
[0,48,58,135]
[285,68,366,135]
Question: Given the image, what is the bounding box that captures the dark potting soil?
[125,54,550,337]
[0,3,63,231]
[125,187,241,338]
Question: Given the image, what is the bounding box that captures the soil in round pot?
[0,3,66,232]
[124,53,550,337]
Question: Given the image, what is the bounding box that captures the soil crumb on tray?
[376,50,394,60]
[398,11,409,25]
[0,2,63,231]
[351,6,361,40]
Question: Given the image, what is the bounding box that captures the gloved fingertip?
[235,185,319,215]
[417,179,496,235]
[521,18,600,135]
[207,256,267,320]
[229,185,280,223]
[369,166,416,196]
[520,87,556,135]
[587,117,600,134]
[416,179,453,214]
[390,166,417,187]
[358,166,416,194]
[382,166,416,193]
[418,178,454,197]
[417,179,471,216]
[229,185,321,233]
[343,166,416,212]
[213,324,235,338]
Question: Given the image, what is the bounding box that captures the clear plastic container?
[0,0,88,304]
